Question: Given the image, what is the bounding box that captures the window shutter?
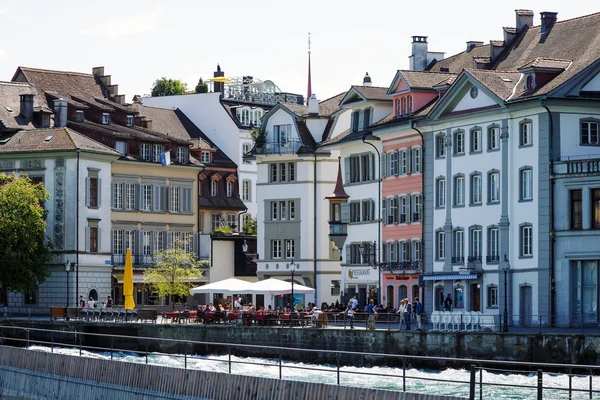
[406,149,412,174]
[167,231,173,249]
[369,153,375,180]
[386,153,391,176]
[110,229,114,254]
[85,227,90,252]
[345,245,351,264]
[341,202,350,223]
[179,188,185,213]
[382,242,387,262]
[152,184,160,211]
[111,182,117,208]
[137,230,144,258]
[382,198,387,225]
[344,157,351,184]
[97,228,101,252]
[193,232,199,257]
[358,110,365,129]
[393,151,399,176]
[381,152,387,178]
[406,198,411,222]
[97,179,102,208]
[85,177,90,207]
[363,108,371,130]
[135,184,141,211]
[370,199,375,221]
[168,186,173,212]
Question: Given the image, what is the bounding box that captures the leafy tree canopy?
[150,77,188,97]
[195,77,208,94]
[243,216,257,235]
[0,174,52,298]
[143,241,205,310]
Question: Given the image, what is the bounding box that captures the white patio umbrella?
[189,277,254,295]
[246,278,315,295]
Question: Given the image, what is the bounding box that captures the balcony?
[112,254,209,268]
[381,261,421,273]
[257,139,302,155]
[451,256,465,265]
[555,156,600,176]
[467,256,482,263]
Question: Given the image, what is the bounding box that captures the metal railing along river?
[0,325,598,399]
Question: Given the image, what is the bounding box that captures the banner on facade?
[160,152,171,167]
[347,268,374,281]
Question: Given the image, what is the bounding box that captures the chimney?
[213,64,225,93]
[409,36,428,71]
[362,72,372,86]
[114,94,125,105]
[308,94,319,115]
[540,11,558,38]
[92,67,105,77]
[466,41,484,53]
[490,40,505,62]
[143,119,153,130]
[19,94,34,121]
[53,98,68,128]
[515,9,534,32]
[503,27,518,44]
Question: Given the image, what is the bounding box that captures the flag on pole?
[160,151,170,167]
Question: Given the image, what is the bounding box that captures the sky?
[0,0,598,102]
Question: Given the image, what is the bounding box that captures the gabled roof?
[339,86,391,106]
[0,127,120,156]
[318,92,346,116]
[0,81,38,131]
[466,69,522,100]
[427,44,490,73]
[388,70,458,94]
[518,57,572,70]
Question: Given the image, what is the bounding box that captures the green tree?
[143,240,205,311]
[195,77,208,93]
[150,77,188,97]
[0,174,52,302]
[242,216,257,235]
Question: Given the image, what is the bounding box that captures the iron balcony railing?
[486,255,500,263]
[452,256,465,265]
[112,254,209,268]
[259,139,302,155]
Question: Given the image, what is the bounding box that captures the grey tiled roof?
[352,86,392,102]
[397,71,458,90]
[0,81,37,131]
[466,69,522,100]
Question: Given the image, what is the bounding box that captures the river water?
[29,346,598,399]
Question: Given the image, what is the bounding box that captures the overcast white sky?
[0,1,598,102]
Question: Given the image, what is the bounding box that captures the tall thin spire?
[307,32,312,105]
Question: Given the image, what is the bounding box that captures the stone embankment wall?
[0,346,463,400]
[1,321,599,367]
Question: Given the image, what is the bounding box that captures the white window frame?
[101,113,110,125]
[454,176,465,206]
[454,131,465,154]
[581,120,599,145]
[141,143,151,161]
[436,135,446,157]
[489,172,500,203]
[285,240,295,258]
[471,129,482,152]
[211,180,218,196]
[412,147,422,173]
[487,286,498,308]
[521,225,533,257]
[141,184,152,211]
[153,144,163,162]
[470,228,482,259]
[520,122,532,146]
[436,231,445,260]
[242,180,251,201]
[226,181,233,198]
[126,115,134,127]
[170,186,181,213]
[489,227,499,261]
[488,127,500,150]
[471,174,482,205]
[177,146,189,164]
[124,183,136,210]
[412,194,421,222]
[201,151,211,163]
[520,168,533,201]
[272,239,282,259]
[436,179,446,207]
[454,230,464,260]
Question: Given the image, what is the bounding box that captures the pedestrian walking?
[403,298,412,330]
[345,302,355,329]
[366,299,377,330]
[414,297,423,330]
[397,299,406,330]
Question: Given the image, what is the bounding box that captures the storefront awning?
[421,274,478,281]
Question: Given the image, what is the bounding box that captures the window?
[270,164,277,182]
[285,240,295,258]
[436,135,446,157]
[226,181,233,197]
[470,227,482,261]
[521,224,533,257]
[454,176,465,206]
[412,240,421,263]
[126,115,134,127]
[86,175,99,208]
[487,285,498,308]
[23,290,37,305]
[288,200,296,220]
[201,151,211,163]
[288,163,295,181]
[401,241,411,263]
[361,199,374,222]
[101,113,110,125]
[399,196,409,223]
[351,111,359,132]
[75,110,84,122]
[488,127,500,150]
[211,214,222,231]
[169,186,180,213]
[141,143,151,161]
[412,147,422,173]
[436,178,445,207]
[453,230,464,262]
[272,240,282,259]
[570,189,583,230]
[141,184,152,211]
[279,163,286,182]
[42,114,50,128]
[115,141,126,155]
[227,214,237,230]
[350,201,361,223]
[581,120,599,145]
[270,200,296,221]
[400,150,411,175]
[280,201,288,221]
[89,226,99,253]
[470,129,481,152]
[389,242,398,263]
[124,230,135,254]
[142,231,152,257]
[124,183,136,210]
[488,171,500,203]
[411,194,421,222]
[389,151,399,176]
[347,153,374,183]
[401,97,407,116]
[153,231,165,253]
[153,144,163,162]
[112,182,124,209]
[242,180,251,201]
[242,143,251,160]
[436,231,445,260]
[488,227,499,262]
[211,180,218,196]
[520,168,533,201]
[593,189,600,229]
[331,280,341,296]
[520,121,532,146]
[274,124,291,145]
[113,230,124,255]
[471,174,482,204]
[454,131,465,154]
[177,146,189,164]
[363,108,371,130]
[388,196,397,224]
[271,202,278,220]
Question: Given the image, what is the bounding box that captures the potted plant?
[212,226,233,236]
[250,127,267,153]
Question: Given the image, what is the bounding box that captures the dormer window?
[42,114,50,128]
[201,151,211,163]
[211,180,218,196]
[525,74,536,91]
[115,140,126,155]
[140,143,151,161]
[226,181,233,197]
[177,146,189,164]
[101,113,110,125]
[75,110,84,122]
[126,115,134,127]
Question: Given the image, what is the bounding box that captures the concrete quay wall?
[0,346,462,400]
[1,321,599,366]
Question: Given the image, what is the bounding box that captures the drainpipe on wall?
[540,96,555,327]
[238,207,248,234]
[313,153,318,305]
[410,120,425,311]
[76,150,80,304]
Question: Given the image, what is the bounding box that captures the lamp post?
[65,261,72,308]
[359,241,382,305]
[502,254,510,332]
[290,257,296,310]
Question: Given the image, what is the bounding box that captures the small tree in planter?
[250,127,267,153]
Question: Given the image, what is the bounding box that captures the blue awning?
[421,274,478,281]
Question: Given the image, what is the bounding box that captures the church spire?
[307,32,312,105]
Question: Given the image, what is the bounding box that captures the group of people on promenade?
[78,295,113,309]
[344,295,423,331]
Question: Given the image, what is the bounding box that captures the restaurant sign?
[347,268,374,282]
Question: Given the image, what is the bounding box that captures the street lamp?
[359,241,382,305]
[65,261,72,308]
[502,254,510,332]
[242,240,248,253]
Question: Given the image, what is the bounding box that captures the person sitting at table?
[208,303,216,312]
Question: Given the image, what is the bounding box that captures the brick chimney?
[19,94,34,121]
[540,11,558,38]
[515,9,534,32]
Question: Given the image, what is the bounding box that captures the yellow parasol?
[208,77,231,83]
[123,249,135,310]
